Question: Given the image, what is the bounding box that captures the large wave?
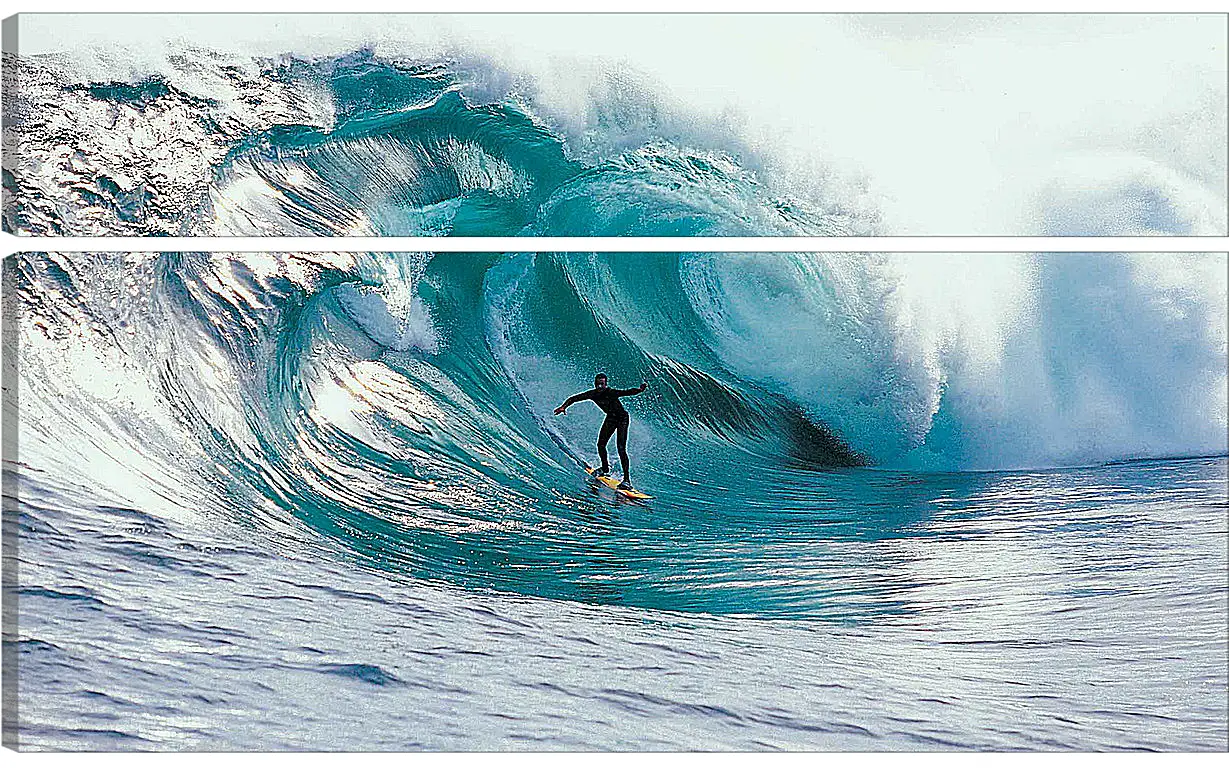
[6,43,1223,236]
[9,251,1226,615]
[5,49,862,237]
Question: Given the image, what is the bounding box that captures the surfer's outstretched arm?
[612,382,648,397]
[554,389,596,415]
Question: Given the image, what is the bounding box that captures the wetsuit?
[561,385,646,479]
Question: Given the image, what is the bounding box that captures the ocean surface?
[6,251,1227,750]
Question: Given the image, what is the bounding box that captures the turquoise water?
[208,61,854,238]
[7,251,1227,749]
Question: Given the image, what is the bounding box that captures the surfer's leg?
[616,418,630,482]
[596,417,616,475]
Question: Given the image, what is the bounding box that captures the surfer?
[554,373,647,490]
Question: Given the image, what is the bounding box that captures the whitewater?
[6,251,1227,749]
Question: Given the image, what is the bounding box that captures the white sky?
[14,13,1229,234]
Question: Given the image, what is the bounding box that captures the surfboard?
[585,467,653,500]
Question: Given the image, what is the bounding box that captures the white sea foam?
[681,251,1228,469]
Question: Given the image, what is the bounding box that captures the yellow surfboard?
[585,467,653,500]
